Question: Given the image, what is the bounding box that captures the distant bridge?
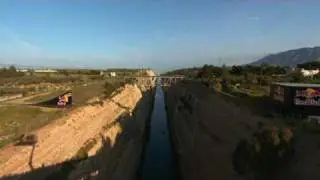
[106,75,185,87]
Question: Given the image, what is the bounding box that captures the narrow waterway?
[140,81,177,180]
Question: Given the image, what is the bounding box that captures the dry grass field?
[0,71,132,149]
[0,105,64,148]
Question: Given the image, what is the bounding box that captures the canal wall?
[164,81,270,180]
[67,87,155,180]
[0,84,155,180]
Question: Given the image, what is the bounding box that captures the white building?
[110,72,116,77]
[34,69,58,73]
[17,69,29,72]
[300,68,320,77]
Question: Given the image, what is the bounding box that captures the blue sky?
[0,0,320,69]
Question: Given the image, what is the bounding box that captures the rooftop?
[272,82,320,88]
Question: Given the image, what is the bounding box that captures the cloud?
[247,16,260,21]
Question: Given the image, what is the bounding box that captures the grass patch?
[72,82,106,106]
[0,105,63,147]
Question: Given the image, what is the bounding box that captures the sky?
[0,0,320,69]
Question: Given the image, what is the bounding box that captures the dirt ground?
[0,84,143,178]
[165,81,320,180]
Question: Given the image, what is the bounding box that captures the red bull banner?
[295,88,320,106]
[57,92,72,106]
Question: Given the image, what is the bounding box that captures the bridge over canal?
[106,75,185,87]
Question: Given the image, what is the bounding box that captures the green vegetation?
[297,60,320,69]
[163,67,200,78]
[165,61,320,85]
[0,66,24,78]
[164,62,320,123]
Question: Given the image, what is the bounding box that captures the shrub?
[244,73,257,84]
[74,148,88,160]
[258,76,272,86]
[233,127,294,179]
[289,71,305,83]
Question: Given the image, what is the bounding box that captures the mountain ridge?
[251,46,320,67]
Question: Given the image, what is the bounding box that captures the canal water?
[140,81,178,180]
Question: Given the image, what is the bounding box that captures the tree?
[297,61,320,70]
[290,71,304,83]
[230,65,244,76]
[28,69,35,76]
[244,73,257,84]
[9,65,17,72]
[196,64,212,79]
[258,76,272,86]
[0,65,24,77]
[221,64,231,82]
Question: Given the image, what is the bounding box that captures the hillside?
[252,46,320,67]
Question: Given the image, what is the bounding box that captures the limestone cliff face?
[68,89,155,180]
[0,84,155,180]
[145,70,156,77]
[165,82,270,180]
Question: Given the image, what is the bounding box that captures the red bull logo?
[295,88,320,106]
[296,88,320,98]
[57,92,72,106]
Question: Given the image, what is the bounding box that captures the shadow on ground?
[0,89,155,180]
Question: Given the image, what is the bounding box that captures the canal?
[139,81,178,180]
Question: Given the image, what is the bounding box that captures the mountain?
[251,46,320,67]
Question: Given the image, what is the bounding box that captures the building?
[16,69,29,73]
[270,82,320,115]
[110,72,116,77]
[300,68,320,77]
[34,69,58,73]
